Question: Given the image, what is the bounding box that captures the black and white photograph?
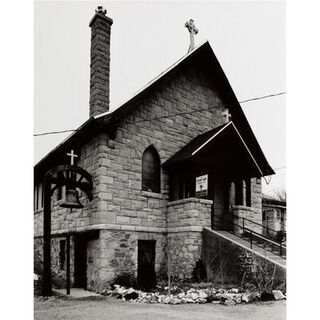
[31,0,288,319]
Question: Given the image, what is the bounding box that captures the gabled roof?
[163,122,228,167]
[163,121,264,177]
[35,41,274,176]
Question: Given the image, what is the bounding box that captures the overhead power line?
[34,91,286,137]
[273,166,286,171]
[34,129,76,137]
[239,92,286,104]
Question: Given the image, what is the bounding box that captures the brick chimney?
[89,6,113,117]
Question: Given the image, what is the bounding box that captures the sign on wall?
[196,174,208,197]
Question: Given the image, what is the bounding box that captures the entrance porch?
[163,122,264,235]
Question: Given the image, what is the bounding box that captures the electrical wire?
[34,91,286,136]
[34,129,76,137]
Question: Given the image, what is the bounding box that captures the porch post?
[229,182,235,207]
[242,180,246,206]
[42,175,52,296]
[66,234,71,295]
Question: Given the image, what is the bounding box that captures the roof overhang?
[163,121,269,178]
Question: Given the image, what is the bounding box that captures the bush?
[111,273,137,289]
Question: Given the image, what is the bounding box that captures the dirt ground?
[34,296,286,320]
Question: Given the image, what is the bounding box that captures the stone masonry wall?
[34,236,75,288]
[34,59,263,290]
[231,177,263,234]
[167,231,203,280]
[98,230,167,291]
[167,198,213,279]
[167,198,212,229]
[251,177,262,212]
[34,62,229,238]
[34,133,108,237]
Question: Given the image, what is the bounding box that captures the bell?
[60,189,83,209]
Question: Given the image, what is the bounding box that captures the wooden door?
[137,240,156,290]
[74,238,87,289]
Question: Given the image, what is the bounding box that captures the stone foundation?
[34,229,167,293]
[167,198,212,279]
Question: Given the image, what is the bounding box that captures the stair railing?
[212,213,286,259]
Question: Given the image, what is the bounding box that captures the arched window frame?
[141,146,161,193]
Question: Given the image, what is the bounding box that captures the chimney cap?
[89,6,113,27]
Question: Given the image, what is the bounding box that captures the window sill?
[141,190,163,199]
[168,197,213,207]
[231,205,256,212]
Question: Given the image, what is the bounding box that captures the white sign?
[196,174,208,197]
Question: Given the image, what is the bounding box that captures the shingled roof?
[35,41,274,176]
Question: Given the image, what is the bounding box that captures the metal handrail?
[212,214,286,258]
[241,216,280,235]
[212,206,286,240]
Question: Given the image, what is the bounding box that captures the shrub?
[111,273,137,289]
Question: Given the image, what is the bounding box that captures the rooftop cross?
[67,149,78,165]
[185,19,198,53]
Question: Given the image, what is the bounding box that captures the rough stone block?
[116,216,130,224]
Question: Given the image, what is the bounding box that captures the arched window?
[142,146,161,193]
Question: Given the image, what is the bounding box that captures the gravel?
[34,296,286,320]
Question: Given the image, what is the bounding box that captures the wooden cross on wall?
[67,149,78,165]
[185,19,198,53]
[222,109,232,123]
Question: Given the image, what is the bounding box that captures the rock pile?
[103,285,286,305]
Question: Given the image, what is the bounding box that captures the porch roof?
[163,121,267,177]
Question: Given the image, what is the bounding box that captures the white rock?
[170,298,181,305]
[224,299,236,306]
[199,291,208,299]
[127,288,135,294]
[177,292,185,299]
[221,293,234,301]
[273,290,286,300]
[229,288,239,293]
[190,293,199,300]
[242,293,250,303]
[118,288,128,295]
[164,296,171,304]
[233,294,242,304]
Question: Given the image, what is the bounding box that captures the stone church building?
[34,7,276,292]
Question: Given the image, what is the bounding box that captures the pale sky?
[34,0,286,195]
